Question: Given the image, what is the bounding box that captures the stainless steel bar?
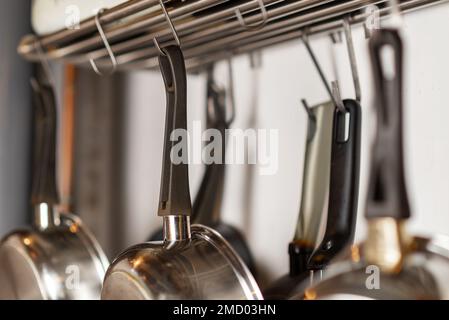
[98,0,382,66]
[20,0,231,59]
[123,0,447,72]
[171,0,449,68]
[19,0,161,53]
[76,0,325,64]
[19,0,448,72]
[19,0,278,59]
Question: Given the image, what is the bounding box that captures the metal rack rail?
[18,0,447,72]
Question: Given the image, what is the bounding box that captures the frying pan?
[0,76,109,300]
[149,66,256,275]
[264,98,361,299]
[101,45,262,300]
[293,29,449,300]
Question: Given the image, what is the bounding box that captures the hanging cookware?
[264,98,361,299]
[293,28,449,300]
[308,99,361,270]
[0,74,109,300]
[101,45,261,300]
[149,66,257,275]
[263,101,333,298]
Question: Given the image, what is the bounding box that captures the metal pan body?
[0,213,109,300]
[291,235,449,300]
[101,225,262,300]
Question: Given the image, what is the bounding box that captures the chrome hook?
[343,17,361,103]
[153,0,181,56]
[235,0,268,31]
[89,9,117,76]
[302,30,346,113]
[34,39,55,86]
[388,0,404,30]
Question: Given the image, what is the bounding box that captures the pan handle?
[157,45,192,221]
[365,29,410,220]
[308,99,362,269]
[30,76,60,207]
[192,69,228,225]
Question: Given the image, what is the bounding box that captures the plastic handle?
[157,45,192,217]
[365,29,411,220]
[309,99,362,269]
[192,77,228,225]
[30,79,60,206]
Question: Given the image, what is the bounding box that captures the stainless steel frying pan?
[0,76,108,300]
[293,29,449,300]
[101,45,261,300]
[263,101,334,298]
[148,66,256,275]
[264,97,362,299]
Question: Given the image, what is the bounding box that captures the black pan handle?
[309,99,362,269]
[157,45,192,217]
[30,78,59,206]
[192,72,228,225]
[366,29,410,220]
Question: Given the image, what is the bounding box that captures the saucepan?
[293,29,449,300]
[101,45,262,300]
[0,74,109,300]
[149,64,256,275]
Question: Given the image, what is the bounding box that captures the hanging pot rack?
[18,0,447,73]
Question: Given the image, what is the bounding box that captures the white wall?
[121,4,449,286]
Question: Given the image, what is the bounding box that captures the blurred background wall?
[0,1,32,235]
[0,2,448,289]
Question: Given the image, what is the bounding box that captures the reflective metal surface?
[0,213,109,300]
[102,225,262,300]
[291,235,449,300]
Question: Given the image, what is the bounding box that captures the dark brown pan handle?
[157,45,192,217]
[309,99,362,269]
[365,29,410,220]
[192,69,228,225]
[30,77,59,206]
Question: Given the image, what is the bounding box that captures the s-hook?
[302,30,346,113]
[153,0,181,56]
[89,8,118,76]
[235,0,268,31]
[34,39,55,86]
[343,17,361,103]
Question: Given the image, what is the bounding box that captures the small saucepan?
[101,45,261,300]
[0,75,108,300]
[149,66,256,275]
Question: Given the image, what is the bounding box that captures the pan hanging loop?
[301,29,346,113]
[343,16,362,103]
[235,0,268,31]
[153,0,181,56]
[34,39,55,86]
[89,8,118,76]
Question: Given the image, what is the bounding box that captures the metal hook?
[89,9,117,76]
[153,0,181,56]
[301,99,314,119]
[235,0,268,31]
[34,39,55,86]
[302,30,346,113]
[388,0,404,30]
[343,17,361,103]
[226,57,236,126]
[249,50,263,69]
